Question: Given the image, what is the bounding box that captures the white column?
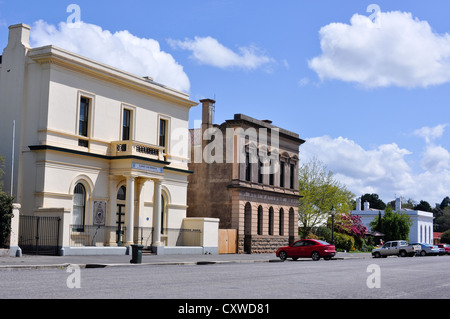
[125,176,135,246]
[152,179,162,248]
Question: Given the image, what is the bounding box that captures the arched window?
[73,183,86,231]
[117,186,126,201]
[257,206,263,235]
[279,208,284,236]
[268,207,274,235]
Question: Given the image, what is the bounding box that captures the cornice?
[27,45,198,108]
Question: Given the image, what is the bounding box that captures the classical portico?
[108,157,166,251]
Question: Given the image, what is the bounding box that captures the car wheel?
[279,251,287,261]
[311,251,320,261]
[373,252,381,258]
[399,250,407,257]
[420,250,426,257]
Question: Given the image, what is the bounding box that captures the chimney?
[356,197,361,211]
[200,98,215,130]
[395,198,402,211]
[7,23,31,48]
[199,98,215,151]
[364,201,370,210]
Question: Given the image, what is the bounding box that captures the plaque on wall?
[94,201,106,225]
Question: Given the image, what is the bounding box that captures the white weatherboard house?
[351,198,434,244]
[0,23,219,256]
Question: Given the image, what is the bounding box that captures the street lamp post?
[331,206,336,245]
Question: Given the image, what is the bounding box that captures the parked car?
[276,239,336,261]
[410,243,440,256]
[437,244,450,255]
[371,240,420,258]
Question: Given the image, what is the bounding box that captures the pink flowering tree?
[334,213,367,238]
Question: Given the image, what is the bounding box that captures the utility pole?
[10,120,15,197]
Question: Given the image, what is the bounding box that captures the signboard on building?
[93,201,106,225]
[132,162,163,174]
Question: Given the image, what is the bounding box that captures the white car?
[372,240,420,258]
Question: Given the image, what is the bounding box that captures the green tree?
[414,200,433,212]
[0,192,14,248]
[371,205,412,242]
[435,207,450,232]
[298,158,354,238]
[441,230,450,244]
[361,193,386,210]
[440,196,450,210]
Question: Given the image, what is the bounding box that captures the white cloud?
[413,124,448,143]
[300,135,450,205]
[309,11,450,88]
[30,20,190,92]
[298,77,309,87]
[413,124,450,172]
[421,144,450,172]
[168,36,274,70]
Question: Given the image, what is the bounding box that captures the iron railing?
[69,225,201,247]
[19,215,61,255]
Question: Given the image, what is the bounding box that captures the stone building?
[188,99,305,253]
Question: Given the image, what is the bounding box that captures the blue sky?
[1,1,450,206]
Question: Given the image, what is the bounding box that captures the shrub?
[335,233,355,251]
[0,192,14,248]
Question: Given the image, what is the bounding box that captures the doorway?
[116,185,126,246]
[244,202,252,253]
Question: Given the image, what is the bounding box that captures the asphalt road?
[1,255,449,300]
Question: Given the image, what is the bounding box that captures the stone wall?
[238,234,289,254]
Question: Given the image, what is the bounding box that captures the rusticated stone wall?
[238,235,290,254]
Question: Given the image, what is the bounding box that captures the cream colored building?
[0,23,218,255]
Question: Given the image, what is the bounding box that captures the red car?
[438,244,450,255]
[276,239,336,261]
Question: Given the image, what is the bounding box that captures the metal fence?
[19,215,61,255]
[69,225,201,247]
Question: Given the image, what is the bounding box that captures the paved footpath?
[0,251,371,270]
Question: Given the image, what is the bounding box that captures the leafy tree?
[298,158,354,238]
[414,200,433,212]
[440,196,450,210]
[441,230,450,244]
[371,205,412,242]
[435,207,450,232]
[334,213,367,238]
[361,193,386,210]
[372,211,383,233]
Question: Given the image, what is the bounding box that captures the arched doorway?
[116,185,126,246]
[244,202,252,253]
